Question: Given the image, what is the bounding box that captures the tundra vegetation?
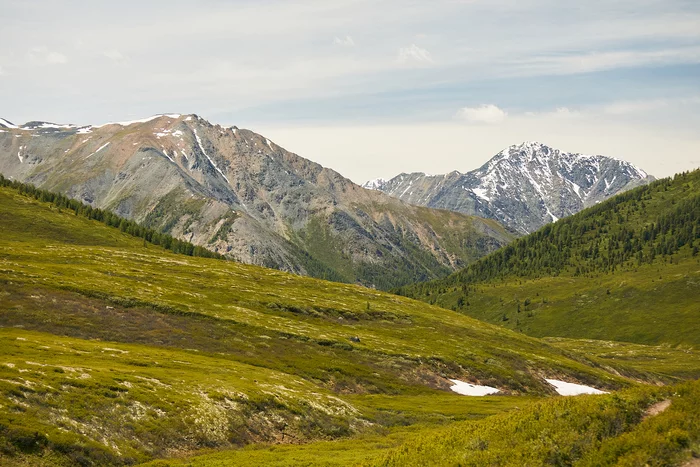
[0,175,698,466]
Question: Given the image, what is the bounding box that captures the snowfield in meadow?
[449,379,500,396]
[546,379,607,396]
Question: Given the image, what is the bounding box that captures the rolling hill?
[395,169,700,347]
[1,176,692,465]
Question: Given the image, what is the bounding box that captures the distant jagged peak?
[0,118,77,130]
[362,178,388,190]
[488,141,649,178]
[0,118,18,129]
[92,113,185,128]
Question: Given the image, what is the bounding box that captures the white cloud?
[333,35,355,47]
[0,65,4,76]
[47,52,67,64]
[602,97,700,115]
[28,46,67,65]
[102,49,126,62]
[455,104,507,124]
[516,46,700,77]
[397,44,433,64]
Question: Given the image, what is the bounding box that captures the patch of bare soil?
[643,399,671,420]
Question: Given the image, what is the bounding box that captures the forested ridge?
[0,174,223,260]
[396,169,700,297]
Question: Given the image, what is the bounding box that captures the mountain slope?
[0,115,513,289]
[0,180,657,465]
[395,169,700,346]
[365,142,654,234]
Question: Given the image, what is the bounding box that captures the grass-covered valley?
[1,175,699,466]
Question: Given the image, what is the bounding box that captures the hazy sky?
[2,0,699,183]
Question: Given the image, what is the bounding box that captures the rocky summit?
[0,114,513,289]
[364,142,654,234]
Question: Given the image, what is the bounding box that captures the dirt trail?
[643,399,671,420]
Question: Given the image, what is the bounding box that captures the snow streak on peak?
[93,114,183,129]
[0,118,18,129]
[363,178,387,190]
[1,119,77,130]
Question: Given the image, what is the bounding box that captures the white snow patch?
[568,179,582,198]
[472,187,491,201]
[86,142,110,159]
[363,178,386,190]
[35,123,76,129]
[546,379,607,396]
[193,129,229,183]
[449,379,500,396]
[76,127,92,134]
[172,130,184,138]
[94,114,180,128]
[0,118,19,129]
[266,138,273,149]
[161,148,174,163]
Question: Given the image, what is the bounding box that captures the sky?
[1,0,699,184]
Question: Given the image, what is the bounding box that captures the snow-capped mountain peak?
[366,142,654,234]
[362,178,388,190]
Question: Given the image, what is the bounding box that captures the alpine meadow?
[2,1,700,466]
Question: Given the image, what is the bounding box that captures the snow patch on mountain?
[0,118,18,129]
[362,178,388,190]
[94,114,182,129]
[193,128,230,183]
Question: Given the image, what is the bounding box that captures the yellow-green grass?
[138,396,537,467]
[141,381,700,467]
[138,428,422,467]
[0,328,363,465]
[374,379,700,467]
[424,256,700,347]
[2,185,699,466]
[0,187,630,394]
[546,338,700,383]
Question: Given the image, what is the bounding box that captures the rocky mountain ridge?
[0,114,513,289]
[363,141,654,234]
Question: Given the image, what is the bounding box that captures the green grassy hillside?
[395,170,700,346]
[141,380,700,466]
[1,182,698,466]
[373,379,700,467]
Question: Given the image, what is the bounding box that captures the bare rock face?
[0,115,513,289]
[363,141,654,235]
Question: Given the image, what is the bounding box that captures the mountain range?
[364,141,654,234]
[0,115,512,289]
